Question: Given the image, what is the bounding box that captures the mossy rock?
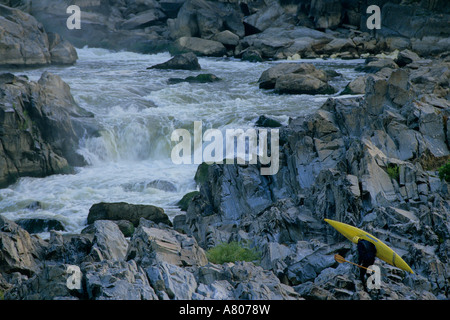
[194,162,210,185]
[177,191,200,211]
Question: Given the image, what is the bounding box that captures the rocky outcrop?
[1,212,301,300]
[0,4,77,67]
[0,72,94,188]
[179,58,450,300]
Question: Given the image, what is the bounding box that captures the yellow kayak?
[324,219,414,274]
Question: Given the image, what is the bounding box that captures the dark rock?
[177,191,200,211]
[148,52,201,70]
[168,73,221,84]
[243,1,284,33]
[395,49,421,68]
[83,259,158,300]
[241,49,263,62]
[255,115,282,128]
[379,3,450,40]
[16,218,65,234]
[160,0,185,19]
[44,231,93,265]
[87,202,171,227]
[126,222,208,267]
[309,0,343,30]
[4,263,82,300]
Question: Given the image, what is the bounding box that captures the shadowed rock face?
[0,72,96,187]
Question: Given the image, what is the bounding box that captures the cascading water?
[0,47,364,237]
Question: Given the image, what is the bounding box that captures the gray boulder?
[172,36,227,57]
[47,32,78,65]
[258,63,335,95]
[0,5,77,66]
[395,49,420,67]
[83,259,158,300]
[146,261,198,299]
[0,4,50,66]
[126,221,208,268]
[275,73,336,95]
[212,30,240,47]
[0,216,46,277]
[89,220,129,261]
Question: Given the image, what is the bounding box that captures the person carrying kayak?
[356,238,377,287]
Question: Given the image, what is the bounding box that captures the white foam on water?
[0,47,364,238]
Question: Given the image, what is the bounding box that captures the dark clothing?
[357,239,377,284]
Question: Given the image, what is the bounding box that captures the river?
[0,47,364,237]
